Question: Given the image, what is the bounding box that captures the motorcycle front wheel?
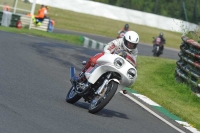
[88,81,118,114]
[66,86,82,104]
[153,46,160,57]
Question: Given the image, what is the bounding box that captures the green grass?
[135,56,200,129]
[47,7,182,49]
[0,26,82,45]
[0,3,200,131]
[186,30,200,43]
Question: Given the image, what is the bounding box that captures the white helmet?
[123,31,139,52]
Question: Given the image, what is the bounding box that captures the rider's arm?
[163,39,166,44]
[104,38,122,54]
[161,37,166,44]
[118,30,122,34]
[130,48,138,63]
[118,28,124,34]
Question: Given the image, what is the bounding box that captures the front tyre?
[66,86,81,104]
[88,81,118,114]
[153,46,160,57]
[152,46,157,56]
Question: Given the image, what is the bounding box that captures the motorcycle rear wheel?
[88,81,118,114]
[66,86,82,104]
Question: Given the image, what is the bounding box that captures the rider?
[153,32,166,54]
[72,31,139,85]
[118,24,130,34]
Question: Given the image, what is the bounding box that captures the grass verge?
[0,26,82,46]
[135,56,200,130]
[47,7,182,49]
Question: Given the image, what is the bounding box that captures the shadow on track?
[74,102,128,119]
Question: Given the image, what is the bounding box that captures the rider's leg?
[160,45,164,54]
[74,52,104,83]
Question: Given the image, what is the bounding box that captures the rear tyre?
[88,81,118,114]
[66,86,81,104]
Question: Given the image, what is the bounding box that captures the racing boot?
[70,71,86,86]
[70,61,87,85]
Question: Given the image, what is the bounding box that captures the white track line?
[120,91,186,133]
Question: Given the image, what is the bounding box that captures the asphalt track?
[0,30,191,133]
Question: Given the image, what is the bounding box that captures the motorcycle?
[66,50,137,114]
[152,37,163,57]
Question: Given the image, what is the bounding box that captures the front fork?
[156,46,159,53]
[95,72,112,97]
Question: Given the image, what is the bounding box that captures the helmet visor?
[125,41,137,49]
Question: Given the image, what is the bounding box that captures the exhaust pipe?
[70,67,77,87]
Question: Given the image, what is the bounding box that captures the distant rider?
[117,24,130,38]
[153,32,166,54]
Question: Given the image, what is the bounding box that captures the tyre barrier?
[175,36,200,97]
[0,11,21,27]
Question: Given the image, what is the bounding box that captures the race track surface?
[0,31,190,133]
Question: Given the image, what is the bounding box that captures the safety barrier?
[0,11,20,27]
[10,13,20,27]
[0,11,49,31]
[30,18,49,31]
[0,11,3,23]
[175,36,200,96]
[20,15,49,31]
[20,15,31,28]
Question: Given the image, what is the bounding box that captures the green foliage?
[185,29,200,43]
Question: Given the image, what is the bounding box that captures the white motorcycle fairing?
[84,53,137,89]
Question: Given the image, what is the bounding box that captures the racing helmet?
[123,31,139,52]
[159,32,163,38]
[124,24,129,31]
